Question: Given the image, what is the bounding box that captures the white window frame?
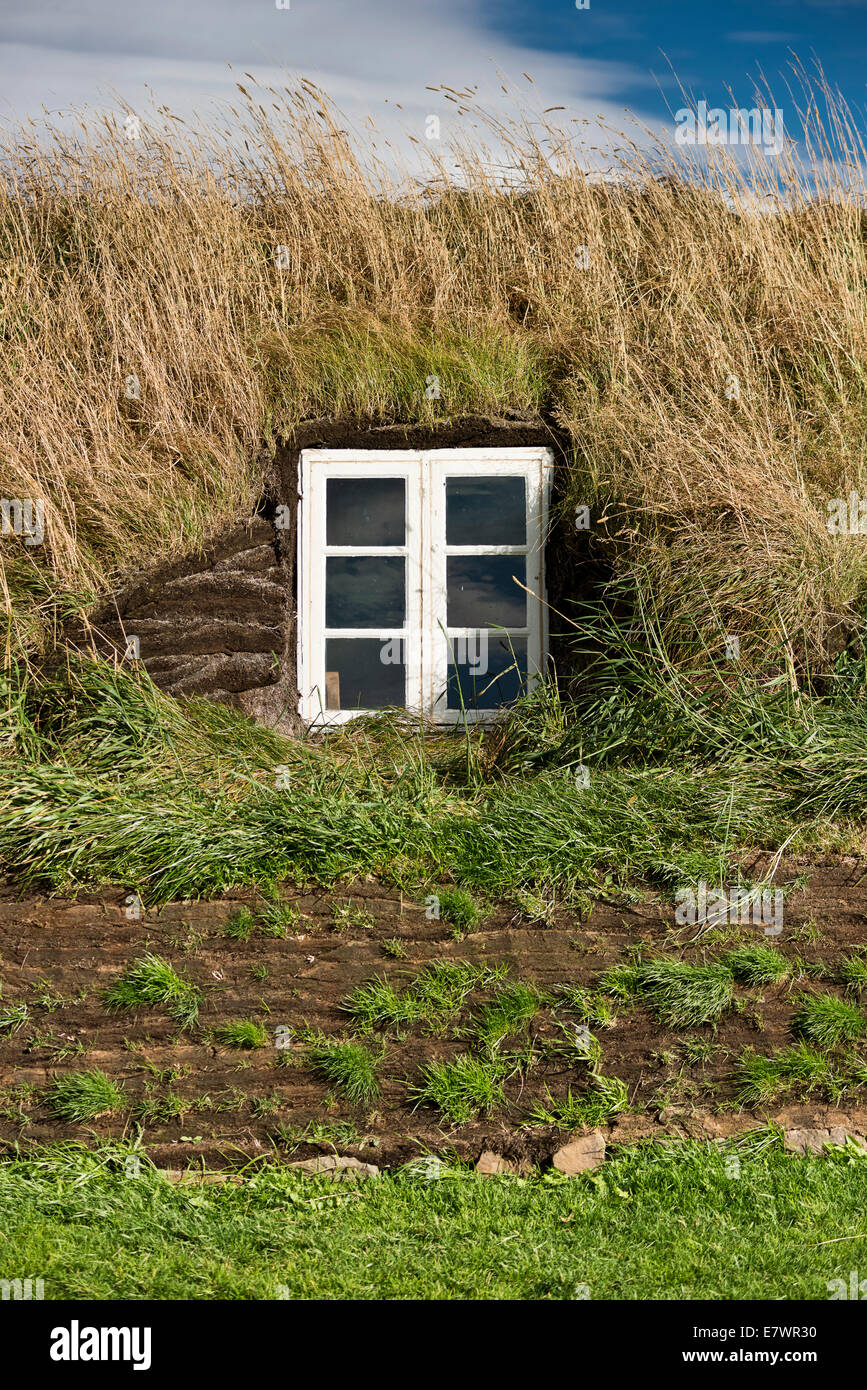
[298,447,553,725]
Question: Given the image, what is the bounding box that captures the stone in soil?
[287,1154,379,1178]
[552,1130,606,1175]
[783,1127,866,1156]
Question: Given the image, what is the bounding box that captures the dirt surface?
[2,853,867,1171]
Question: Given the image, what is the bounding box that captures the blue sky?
[492,0,867,114]
[0,0,864,150]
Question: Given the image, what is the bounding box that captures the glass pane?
[326,556,405,628]
[325,638,405,710]
[326,477,405,546]
[446,476,526,546]
[447,556,526,628]
[446,635,528,710]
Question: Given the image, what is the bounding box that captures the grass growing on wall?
[0,64,866,674]
[0,655,864,905]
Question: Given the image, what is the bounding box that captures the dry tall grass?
[1,66,866,672]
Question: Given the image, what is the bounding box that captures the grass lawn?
[0,1140,865,1300]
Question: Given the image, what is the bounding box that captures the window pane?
[447,556,526,628]
[325,638,405,710]
[326,478,405,546]
[446,635,528,710]
[446,476,526,546]
[326,556,405,628]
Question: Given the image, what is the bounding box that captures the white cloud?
[0,0,663,165]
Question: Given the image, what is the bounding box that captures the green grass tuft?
[412,1053,506,1124]
[726,944,790,985]
[631,960,734,1028]
[473,982,545,1048]
[556,984,618,1027]
[257,902,303,937]
[435,887,481,932]
[839,951,867,994]
[224,908,256,942]
[597,963,643,1000]
[736,1043,839,1105]
[103,953,202,1030]
[46,1070,127,1122]
[526,1071,629,1129]
[308,1041,381,1107]
[0,1002,29,1034]
[212,1020,269,1050]
[343,959,506,1033]
[793,992,864,1048]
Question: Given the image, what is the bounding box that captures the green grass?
[226,902,304,941]
[725,944,790,985]
[0,658,830,909]
[273,1120,361,1153]
[556,985,618,1028]
[331,901,376,933]
[307,1041,381,1106]
[677,1036,723,1066]
[736,1044,838,1105]
[269,320,548,434]
[103,953,203,1030]
[412,1053,507,1124]
[45,1071,127,1123]
[793,992,864,1048]
[0,1002,29,1034]
[473,982,545,1049]
[598,963,644,1000]
[435,887,482,932]
[526,1071,629,1129]
[1,1139,865,1299]
[256,902,304,937]
[381,938,407,959]
[211,1021,270,1051]
[224,908,256,942]
[343,960,506,1033]
[342,976,415,1031]
[628,960,735,1029]
[135,1087,190,1125]
[839,950,867,994]
[513,887,556,925]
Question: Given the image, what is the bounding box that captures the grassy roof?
[1,72,866,673]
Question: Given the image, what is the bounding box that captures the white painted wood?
[298,446,553,726]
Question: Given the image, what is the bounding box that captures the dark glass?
[326,556,405,628]
[446,556,526,628]
[446,476,526,546]
[446,635,528,710]
[326,478,405,546]
[325,638,406,710]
